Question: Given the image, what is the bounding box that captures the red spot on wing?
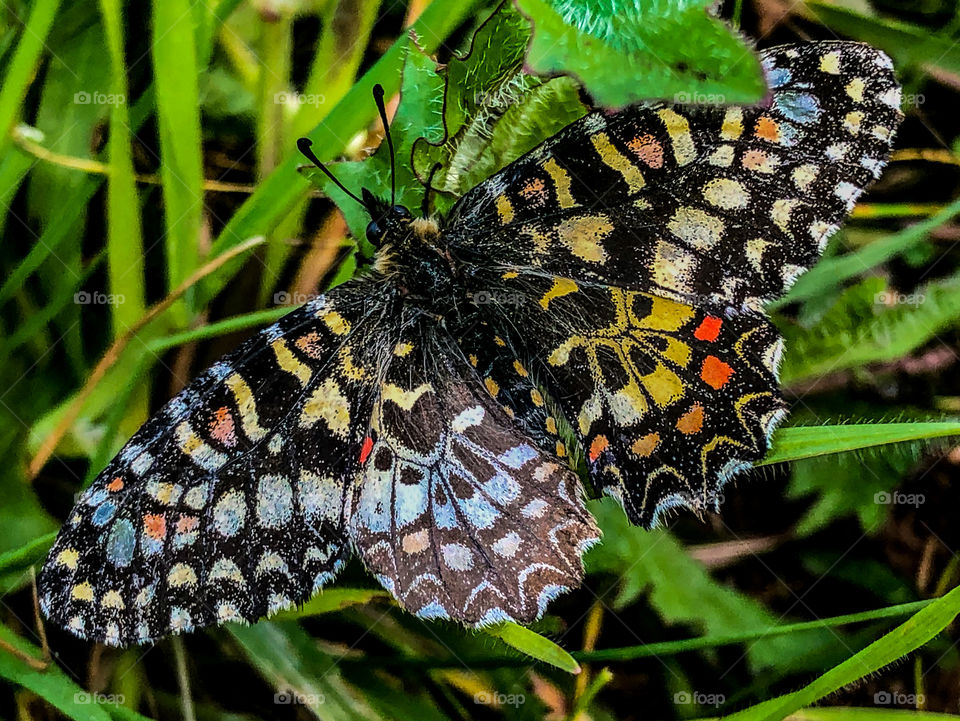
[694,316,723,342]
[143,514,167,540]
[588,435,609,462]
[359,437,374,464]
[107,476,124,492]
[701,356,734,389]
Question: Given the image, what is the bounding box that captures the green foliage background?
[2,0,960,719]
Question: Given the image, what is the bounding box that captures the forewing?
[448,42,902,311]
[39,281,397,645]
[348,308,599,624]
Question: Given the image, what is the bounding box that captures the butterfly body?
[39,42,902,645]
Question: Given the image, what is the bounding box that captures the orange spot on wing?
[588,435,609,462]
[144,514,166,540]
[694,316,723,342]
[631,433,659,458]
[701,356,734,389]
[756,116,779,142]
[676,404,705,434]
[107,476,124,492]
[209,406,237,447]
[627,134,664,168]
[359,437,374,464]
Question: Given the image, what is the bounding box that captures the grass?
[2,0,960,719]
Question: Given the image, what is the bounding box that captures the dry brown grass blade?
[27,236,266,479]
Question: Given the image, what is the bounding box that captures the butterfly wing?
[448,42,902,312]
[446,42,902,527]
[348,307,600,624]
[39,281,397,645]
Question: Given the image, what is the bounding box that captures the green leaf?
[585,499,835,672]
[721,583,960,720]
[230,621,380,721]
[412,2,588,215]
[304,42,446,245]
[271,588,390,620]
[761,421,960,466]
[483,621,581,674]
[0,624,111,721]
[516,0,765,107]
[201,0,484,307]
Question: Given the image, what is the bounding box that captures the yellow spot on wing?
[556,214,613,263]
[720,107,744,140]
[321,311,350,336]
[56,548,79,569]
[513,360,528,377]
[168,563,198,587]
[656,108,696,165]
[543,157,576,208]
[590,132,645,193]
[300,378,351,437]
[272,338,311,387]
[101,590,125,608]
[496,194,515,224]
[382,382,434,410]
[820,50,841,74]
[394,342,414,357]
[634,294,694,331]
[72,582,94,602]
[484,377,500,397]
[540,277,579,309]
[640,363,684,407]
[226,374,267,441]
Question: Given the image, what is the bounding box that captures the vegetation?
[2,0,960,718]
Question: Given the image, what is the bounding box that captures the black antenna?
[422,161,442,217]
[297,138,366,208]
[372,84,396,207]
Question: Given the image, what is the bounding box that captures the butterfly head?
[361,188,412,247]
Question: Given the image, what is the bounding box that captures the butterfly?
[39,42,902,646]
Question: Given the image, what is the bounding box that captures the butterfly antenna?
[422,161,442,217]
[297,138,367,208]
[372,84,396,207]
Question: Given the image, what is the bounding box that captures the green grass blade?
[0,0,63,151]
[774,197,960,308]
[152,0,204,295]
[0,532,55,575]
[483,622,581,674]
[720,584,960,720]
[760,422,960,466]
[200,0,484,307]
[98,0,146,330]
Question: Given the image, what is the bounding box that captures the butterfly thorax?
[371,213,460,313]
